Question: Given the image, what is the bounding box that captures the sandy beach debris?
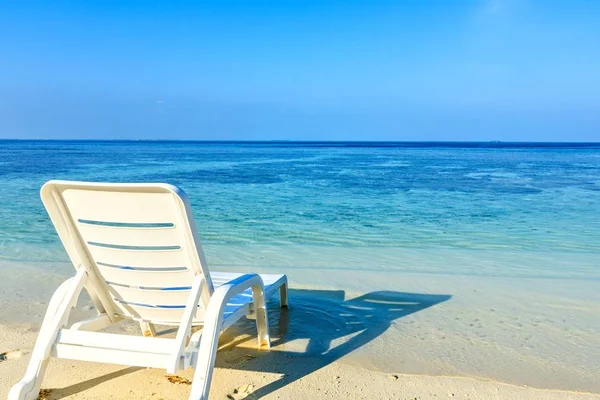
[227,383,255,399]
[0,349,23,361]
[165,375,192,385]
[37,388,53,400]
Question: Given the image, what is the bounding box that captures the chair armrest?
[188,273,267,354]
[188,273,269,399]
[211,273,265,306]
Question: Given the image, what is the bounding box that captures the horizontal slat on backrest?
[87,245,189,269]
[75,223,182,248]
[97,265,192,288]
[115,304,205,324]
[107,285,192,306]
[108,286,207,323]
[61,189,180,223]
[113,299,252,325]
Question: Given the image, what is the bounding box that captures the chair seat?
[210,272,287,323]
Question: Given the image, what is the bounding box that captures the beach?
[1,141,599,398]
[2,258,599,399]
[1,321,599,400]
[1,288,599,400]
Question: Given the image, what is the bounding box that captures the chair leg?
[254,306,270,348]
[252,287,270,348]
[7,352,51,400]
[9,270,87,400]
[140,321,157,337]
[188,274,270,400]
[188,312,223,400]
[279,281,289,308]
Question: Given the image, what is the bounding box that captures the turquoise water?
[1,140,599,278]
[1,140,599,391]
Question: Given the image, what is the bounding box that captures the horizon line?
[1,139,600,144]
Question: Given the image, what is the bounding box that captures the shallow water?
[0,141,599,392]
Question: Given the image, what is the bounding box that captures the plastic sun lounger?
[9,181,289,400]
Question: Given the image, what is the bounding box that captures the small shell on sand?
[0,350,23,361]
[227,383,255,399]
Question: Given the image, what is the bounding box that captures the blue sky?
[1,0,599,141]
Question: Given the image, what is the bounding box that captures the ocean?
[0,140,599,392]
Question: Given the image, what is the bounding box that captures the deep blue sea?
[1,140,599,391]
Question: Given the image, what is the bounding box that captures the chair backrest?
[41,180,215,325]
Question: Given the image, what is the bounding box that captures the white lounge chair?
[9,180,288,400]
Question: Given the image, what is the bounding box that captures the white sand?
[1,324,599,400]
[2,256,599,398]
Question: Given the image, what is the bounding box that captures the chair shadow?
[215,289,451,399]
[46,367,142,398]
[43,289,450,399]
